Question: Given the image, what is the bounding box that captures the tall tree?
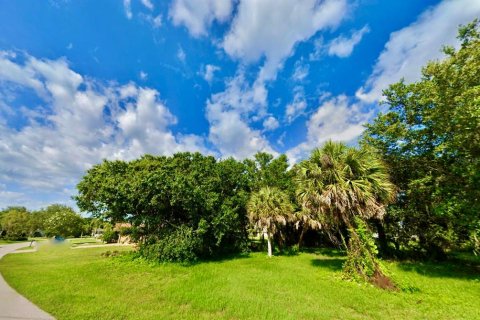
[247,187,294,257]
[362,20,480,257]
[0,207,30,240]
[296,141,395,284]
[76,152,251,261]
[294,208,322,248]
[42,204,85,238]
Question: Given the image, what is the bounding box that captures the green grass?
[67,237,103,246]
[0,245,478,320]
[15,246,35,251]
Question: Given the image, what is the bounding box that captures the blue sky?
[0,0,479,209]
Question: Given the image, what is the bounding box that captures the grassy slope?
[0,245,478,320]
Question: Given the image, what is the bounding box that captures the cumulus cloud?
[327,25,369,57]
[287,94,371,163]
[0,52,208,209]
[206,72,276,159]
[263,116,279,131]
[223,0,348,81]
[285,87,307,123]
[357,0,480,103]
[170,0,234,37]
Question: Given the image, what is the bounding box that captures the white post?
[267,233,272,257]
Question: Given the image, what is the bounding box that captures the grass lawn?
[67,237,103,247]
[14,246,35,251]
[0,245,478,320]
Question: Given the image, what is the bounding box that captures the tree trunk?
[298,227,306,248]
[267,233,273,257]
[374,219,388,256]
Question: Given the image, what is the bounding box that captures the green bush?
[102,229,119,243]
[139,226,200,263]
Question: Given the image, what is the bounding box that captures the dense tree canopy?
[0,205,87,239]
[76,152,264,260]
[362,20,480,257]
[0,207,30,240]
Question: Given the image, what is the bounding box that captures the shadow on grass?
[315,247,347,257]
[397,260,480,280]
[310,258,344,271]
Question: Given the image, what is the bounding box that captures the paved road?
[0,242,54,320]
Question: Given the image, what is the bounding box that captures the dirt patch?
[370,270,397,291]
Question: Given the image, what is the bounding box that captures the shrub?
[102,229,119,243]
[139,225,201,263]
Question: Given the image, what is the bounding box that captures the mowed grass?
[67,237,103,247]
[0,245,479,320]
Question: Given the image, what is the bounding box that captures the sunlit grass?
[0,244,478,320]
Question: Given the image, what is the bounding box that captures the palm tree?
[295,141,396,282]
[247,187,294,257]
[296,141,395,230]
[294,209,322,248]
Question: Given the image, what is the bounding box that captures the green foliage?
[362,20,480,257]
[343,218,380,280]
[244,153,294,195]
[295,141,395,286]
[102,225,119,243]
[139,225,200,263]
[247,187,294,256]
[247,187,294,235]
[0,207,30,240]
[41,204,85,238]
[295,141,395,235]
[76,152,252,261]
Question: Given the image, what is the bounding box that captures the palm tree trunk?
[374,219,388,255]
[267,233,273,257]
[298,227,306,248]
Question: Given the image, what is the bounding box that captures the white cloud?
[309,37,324,61]
[287,94,371,163]
[141,0,154,10]
[0,52,208,209]
[152,14,162,28]
[357,0,480,103]
[142,13,162,29]
[177,46,186,62]
[203,64,220,83]
[285,87,307,123]
[170,0,234,37]
[139,71,148,80]
[206,72,276,159]
[123,0,132,19]
[292,60,309,82]
[327,25,369,58]
[223,0,348,81]
[263,116,279,131]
